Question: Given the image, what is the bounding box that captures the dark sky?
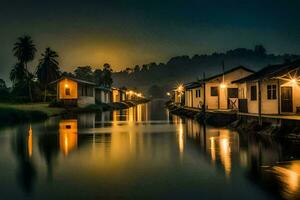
[1,0,300,83]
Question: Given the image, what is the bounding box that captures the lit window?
[65,88,71,96]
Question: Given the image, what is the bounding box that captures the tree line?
[0,35,113,103]
[112,45,300,97]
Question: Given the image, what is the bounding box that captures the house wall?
[96,90,111,104]
[78,96,95,107]
[58,78,78,99]
[261,80,279,114]
[184,90,192,107]
[205,68,253,110]
[246,80,280,114]
[246,82,258,114]
[280,80,300,113]
[113,90,120,102]
[185,87,204,108]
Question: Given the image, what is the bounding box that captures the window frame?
[267,84,277,100]
[250,85,257,101]
[210,87,219,97]
[65,88,71,96]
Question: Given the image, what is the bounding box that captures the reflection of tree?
[11,126,36,194]
[38,132,59,181]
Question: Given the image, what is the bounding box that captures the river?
[0,100,299,199]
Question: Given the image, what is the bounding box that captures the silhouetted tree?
[36,47,60,101]
[10,62,27,85]
[254,45,266,56]
[94,68,103,86]
[13,35,37,102]
[134,65,140,72]
[74,66,94,81]
[0,79,9,101]
[102,63,113,87]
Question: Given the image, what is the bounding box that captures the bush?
[48,99,65,107]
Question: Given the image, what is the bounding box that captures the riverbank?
[166,101,300,139]
[0,99,149,127]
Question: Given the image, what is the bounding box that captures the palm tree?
[13,35,37,101]
[36,47,60,101]
[10,62,27,85]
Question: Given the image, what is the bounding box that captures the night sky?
[1,0,300,83]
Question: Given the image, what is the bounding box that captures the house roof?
[181,66,253,90]
[184,81,202,89]
[204,66,255,82]
[50,76,97,86]
[232,60,300,83]
[95,86,112,92]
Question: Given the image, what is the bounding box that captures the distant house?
[52,76,96,107]
[95,86,112,104]
[233,60,300,115]
[184,82,202,108]
[173,85,184,105]
[184,66,254,110]
[112,87,126,102]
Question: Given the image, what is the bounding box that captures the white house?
[95,86,112,104]
[184,82,203,108]
[184,66,254,110]
[233,60,300,115]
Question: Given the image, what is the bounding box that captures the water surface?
[0,100,299,199]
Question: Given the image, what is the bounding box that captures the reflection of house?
[59,119,78,155]
[95,86,111,104]
[52,76,96,107]
[234,60,300,114]
[184,66,254,110]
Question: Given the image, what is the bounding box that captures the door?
[281,87,293,112]
[227,88,238,109]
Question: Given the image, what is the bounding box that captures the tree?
[125,67,132,74]
[254,45,266,56]
[102,63,113,87]
[36,47,60,101]
[0,79,9,101]
[74,66,94,81]
[94,69,103,86]
[0,79,7,90]
[10,62,27,85]
[13,35,37,101]
[134,65,140,72]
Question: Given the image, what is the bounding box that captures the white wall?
[78,96,95,107]
[205,68,253,110]
[185,87,203,108]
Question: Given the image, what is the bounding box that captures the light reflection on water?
[0,100,299,199]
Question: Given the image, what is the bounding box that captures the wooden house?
[184,66,254,110]
[112,87,126,102]
[233,60,300,115]
[95,86,112,104]
[52,76,96,107]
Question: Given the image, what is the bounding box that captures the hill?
[112,45,300,97]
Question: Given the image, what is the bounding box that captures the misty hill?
[112,45,300,95]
